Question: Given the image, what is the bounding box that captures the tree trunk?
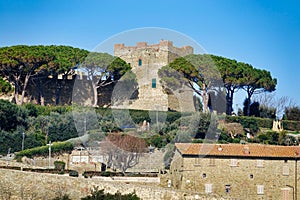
[40,90,45,106]
[20,74,30,105]
[55,75,63,105]
[202,83,209,113]
[246,95,251,116]
[226,89,234,115]
[14,82,20,105]
[92,81,98,107]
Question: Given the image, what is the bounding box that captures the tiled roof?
[175,143,300,158]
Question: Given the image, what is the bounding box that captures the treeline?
[0,45,278,116]
[0,99,191,155]
[0,45,132,107]
[159,54,277,115]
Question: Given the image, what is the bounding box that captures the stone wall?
[170,151,300,199]
[113,40,195,112]
[0,168,202,200]
[14,75,114,107]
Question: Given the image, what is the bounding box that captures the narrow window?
[205,184,212,194]
[138,59,142,66]
[152,78,156,88]
[194,158,200,165]
[257,160,264,167]
[283,165,289,176]
[230,159,238,167]
[281,188,290,200]
[250,174,254,179]
[257,185,264,195]
[209,158,215,166]
[202,173,206,178]
[225,185,231,193]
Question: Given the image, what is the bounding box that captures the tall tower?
[113,40,195,112]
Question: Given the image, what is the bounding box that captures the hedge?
[282,120,300,131]
[226,116,300,131]
[15,141,73,160]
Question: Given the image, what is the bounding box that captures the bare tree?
[254,92,296,118]
[221,122,244,138]
[101,133,147,173]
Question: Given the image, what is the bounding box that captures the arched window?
[138,59,142,66]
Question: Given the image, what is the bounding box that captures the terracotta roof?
[175,143,300,158]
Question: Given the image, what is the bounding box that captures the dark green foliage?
[259,105,276,119]
[225,116,259,134]
[254,117,273,129]
[23,103,39,117]
[147,134,165,148]
[255,131,287,145]
[47,112,77,142]
[0,77,13,94]
[243,99,260,117]
[0,100,28,131]
[0,129,45,155]
[81,187,140,200]
[69,170,79,177]
[284,106,300,121]
[52,195,71,200]
[282,120,300,131]
[54,161,66,171]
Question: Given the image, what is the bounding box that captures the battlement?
[114,40,193,55]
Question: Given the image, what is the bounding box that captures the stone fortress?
[113,40,195,112]
[1,40,196,112]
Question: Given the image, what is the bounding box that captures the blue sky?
[0,0,300,109]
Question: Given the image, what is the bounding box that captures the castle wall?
[19,75,114,107]
[0,168,199,200]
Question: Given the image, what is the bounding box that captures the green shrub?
[225,116,259,133]
[54,161,66,171]
[69,170,79,177]
[15,142,73,160]
[52,194,71,200]
[282,120,300,131]
[81,187,140,200]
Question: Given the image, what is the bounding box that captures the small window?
[230,159,238,167]
[138,59,142,66]
[283,165,289,176]
[152,78,156,88]
[205,184,212,194]
[281,188,290,200]
[194,158,200,165]
[225,185,231,193]
[257,160,264,167]
[209,158,215,166]
[257,185,264,195]
[202,173,206,178]
[250,174,254,179]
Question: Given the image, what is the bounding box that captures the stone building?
[170,143,300,199]
[113,40,195,112]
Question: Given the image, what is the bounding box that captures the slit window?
[257,185,264,195]
[225,185,231,193]
[152,78,156,88]
[205,184,212,194]
[209,158,215,166]
[138,59,142,66]
[230,159,238,167]
[257,160,264,167]
[283,165,289,176]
